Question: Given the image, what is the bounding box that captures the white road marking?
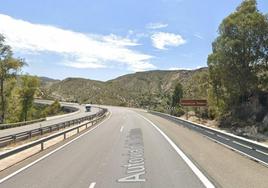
[0,112,112,184]
[204,135,218,143]
[118,128,146,182]
[233,141,252,149]
[204,136,268,167]
[216,134,230,141]
[89,182,96,188]
[256,149,268,156]
[120,126,124,132]
[137,113,215,188]
[205,130,214,135]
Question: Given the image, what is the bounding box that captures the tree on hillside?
[185,71,209,99]
[42,100,61,117]
[168,83,184,116]
[207,0,268,112]
[6,81,21,123]
[171,83,183,107]
[19,75,40,121]
[0,34,24,123]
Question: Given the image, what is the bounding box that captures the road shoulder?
[137,110,268,188]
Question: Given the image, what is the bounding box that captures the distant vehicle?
[85,104,91,112]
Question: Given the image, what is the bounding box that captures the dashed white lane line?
[233,141,252,149]
[120,126,124,132]
[216,134,230,141]
[205,130,214,135]
[89,182,96,188]
[137,113,215,188]
[0,112,112,185]
[204,135,268,167]
[256,149,268,156]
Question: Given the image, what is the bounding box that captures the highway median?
[0,108,109,171]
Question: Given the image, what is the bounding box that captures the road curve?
[1,106,267,187]
[0,107,210,188]
[0,101,99,138]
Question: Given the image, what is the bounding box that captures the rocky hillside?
[41,68,208,110]
[39,77,60,87]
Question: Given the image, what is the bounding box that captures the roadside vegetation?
[177,0,268,139]
[0,35,64,124]
[207,0,268,138]
[0,0,267,138]
[43,0,268,139]
[169,0,268,139]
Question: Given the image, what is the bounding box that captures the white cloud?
[0,14,155,71]
[151,32,186,50]
[100,34,139,46]
[146,22,168,30]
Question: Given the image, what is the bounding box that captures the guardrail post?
[0,108,108,160]
[12,135,16,143]
[41,142,44,150]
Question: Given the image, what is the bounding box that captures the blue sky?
[0,0,267,81]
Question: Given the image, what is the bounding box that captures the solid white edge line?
[0,112,112,184]
[153,110,268,149]
[136,113,215,188]
[89,182,96,188]
[152,110,268,168]
[204,135,268,167]
[120,126,124,132]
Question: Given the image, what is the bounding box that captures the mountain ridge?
[40,67,208,111]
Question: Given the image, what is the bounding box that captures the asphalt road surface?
[0,100,99,138]
[0,107,211,188]
[1,106,268,188]
[150,111,268,166]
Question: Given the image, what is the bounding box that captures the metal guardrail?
[0,101,80,130]
[150,110,268,166]
[0,108,108,148]
[0,118,46,130]
[0,108,108,160]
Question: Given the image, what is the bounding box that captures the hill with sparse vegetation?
[42,68,208,112]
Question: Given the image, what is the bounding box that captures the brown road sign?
[180,99,207,107]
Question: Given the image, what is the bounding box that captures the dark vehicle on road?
[85,104,91,112]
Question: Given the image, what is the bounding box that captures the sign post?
[180,99,207,120]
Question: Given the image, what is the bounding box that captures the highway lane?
[139,111,268,188]
[0,107,210,188]
[150,111,268,166]
[0,101,99,138]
